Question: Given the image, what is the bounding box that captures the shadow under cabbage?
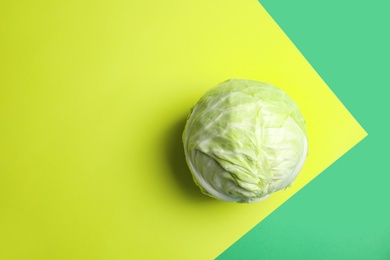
[164,115,215,202]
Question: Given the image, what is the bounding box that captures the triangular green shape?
[217,1,390,259]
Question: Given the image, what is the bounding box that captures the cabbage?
[182,79,308,203]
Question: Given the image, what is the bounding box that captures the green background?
[218,0,390,259]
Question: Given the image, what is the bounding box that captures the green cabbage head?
[182,79,308,203]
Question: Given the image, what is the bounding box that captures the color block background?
[0,0,377,259]
[218,0,390,259]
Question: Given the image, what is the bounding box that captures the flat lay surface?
[0,1,367,259]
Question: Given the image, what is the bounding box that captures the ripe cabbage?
[182,79,308,203]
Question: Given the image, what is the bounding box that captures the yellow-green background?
[218,0,390,259]
[0,0,370,259]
